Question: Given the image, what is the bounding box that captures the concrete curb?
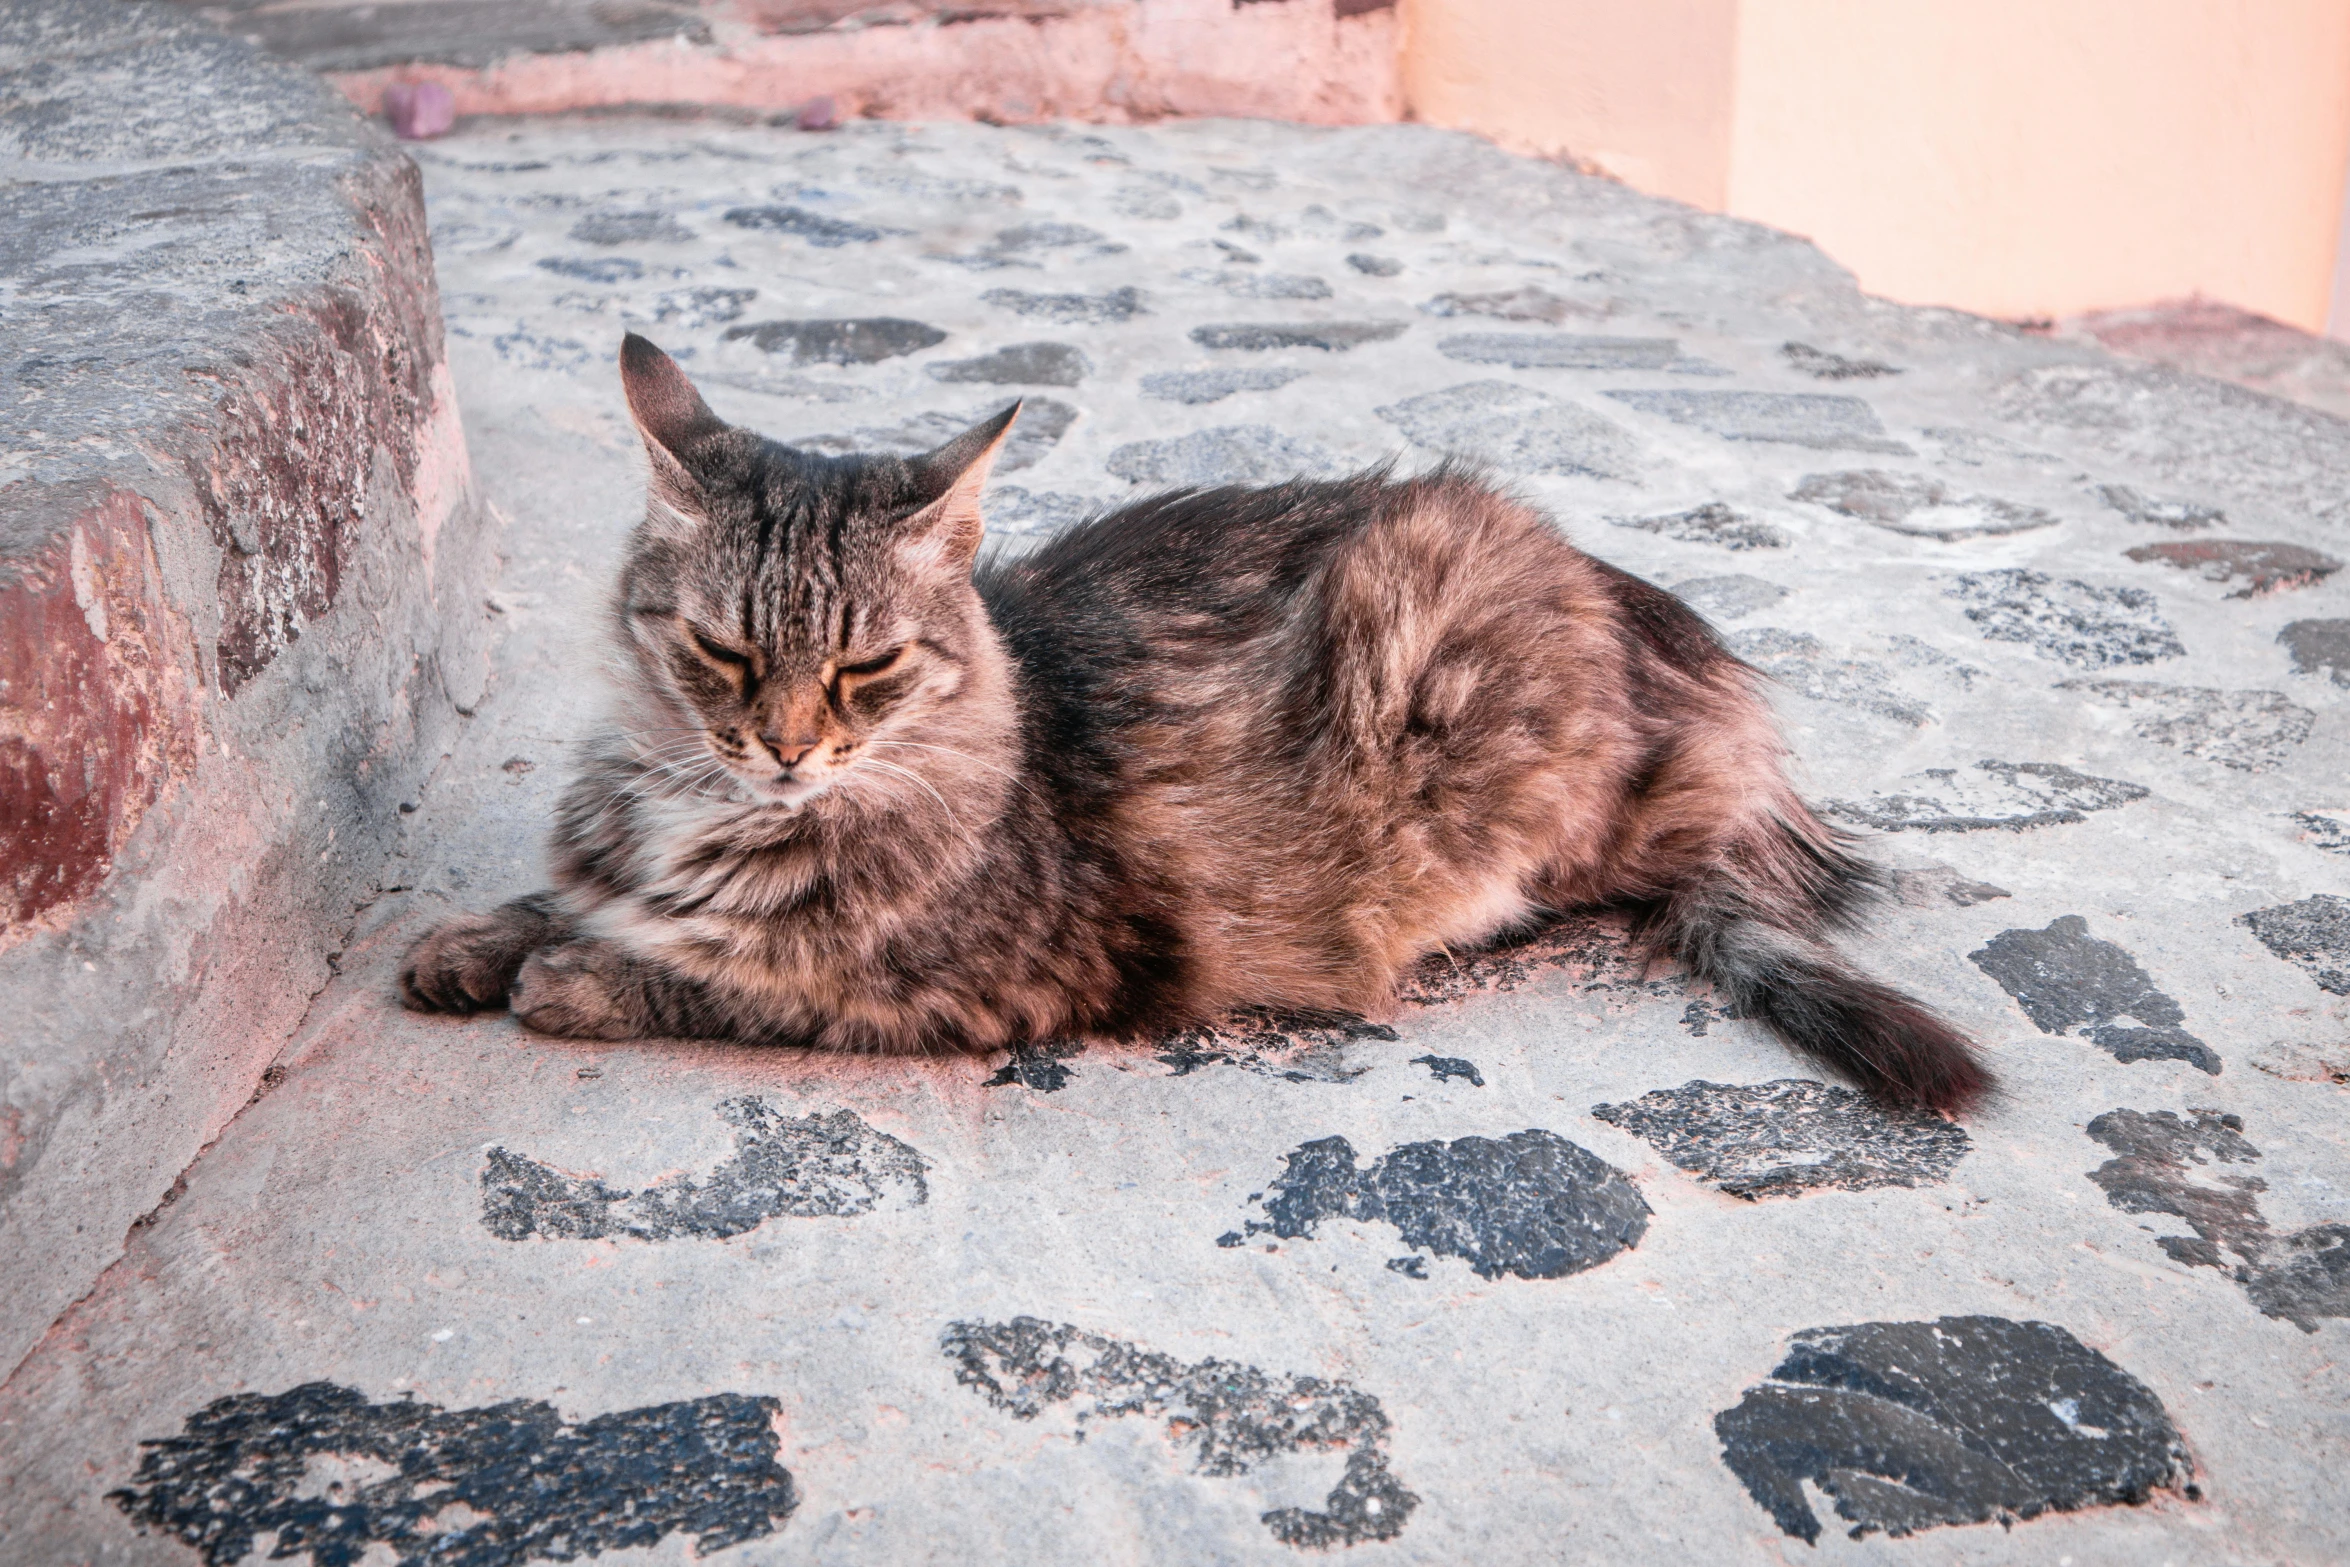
[0,1,497,1380]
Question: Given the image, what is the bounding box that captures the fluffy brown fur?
[400,334,1991,1114]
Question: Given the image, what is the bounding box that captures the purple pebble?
[384,81,456,141]
[796,95,841,132]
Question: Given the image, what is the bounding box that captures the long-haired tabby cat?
[400,334,1991,1113]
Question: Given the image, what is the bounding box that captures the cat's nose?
[761,731,818,770]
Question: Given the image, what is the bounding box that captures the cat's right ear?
[619,333,726,523]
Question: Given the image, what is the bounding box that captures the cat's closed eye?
[691,629,752,667]
[836,646,908,680]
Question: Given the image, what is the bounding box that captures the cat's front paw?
[400,911,534,1013]
[511,942,648,1040]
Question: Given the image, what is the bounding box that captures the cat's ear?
[899,401,1019,574]
[619,333,726,520]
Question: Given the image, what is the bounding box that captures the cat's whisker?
[865,739,1032,792]
[861,758,961,834]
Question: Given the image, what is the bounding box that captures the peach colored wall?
[1399,0,1739,209]
[1725,0,2350,330]
[1400,0,2350,332]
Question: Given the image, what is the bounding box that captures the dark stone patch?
[650,285,757,327]
[1410,1054,1484,1087]
[2054,680,2313,771]
[1241,1130,1649,1280]
[1715,1317,2193,1543]
[1192,321,1407,352]
[1139,366,1308,404]
[1610,502,1788,550]
[491,329,590,371]
[110,1382,796,1566]
[569,210,693,246]
[941,1317,1416,1549]
[1106,424,1335,486]
[984,286,1149,323]
[928,341,1091,386]
[534,255,644,284]
[1969,916,2218,1073]
[986,486,1100,535]
[1824,759,2149,833]
[1420,286,1589,324]
[1439,333,1680,370]
[1185,270,1333,300]
[1679,998,1726,1035]
[721,317,947,365]
[1603,390,1912,453]
[994,221,1108,250]
[1592,1079,1969,1200]
[1376,380,1640,479]
[1727,628,1930,725]
[2294,809,2350,853]
[2097,484,2224,530]
[1347,253,1403,277]
[481,1100,928,1241]
[2124,540,2342,597]
[1398,913,1682,1005]
[797,399,1075,473]
[1670,574,1787,619]
[722,204,893,246]
[1888,864,2012,907]
[1946,569,2184,667]
[1156,1009,1396,1083]
[2237,894,2350,995]
[1384,1255,1428,1278]
[984,1039,1085,1090]
[1791,469,2057,539]
[2279,618,2350,685]
[2086,1108,2350,1332]
[1782,341,1900,379]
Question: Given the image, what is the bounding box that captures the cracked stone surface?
[6,115,2348,1565]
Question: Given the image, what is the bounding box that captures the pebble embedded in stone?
[1375,379,1640,478]
[1781,341,1900,379]
[110,1384,798,1562]
[928,342,1091,386]
[1790,469,2058,539]
[1182,270,1331,299]
[1241,1129,1650,1279]
[985,486,1100,535]
[536,255,644,284]
[1670,574,1787,619]
[1420,286,1587,323]
[1726,627,1930,725]
[722,204,892,246]
[1410,1054,1484,1086]
[720,317,947,365]
[1969,915,2219,1072]
[2123,539,2342,597]
[1887,863,2012,907]
[798,397,1075,472]
[942,1317,1417,1548]
[2054,679,2314,771]
[1155,1008,1395,1083]
[480,1100,929,1241]
[1347,253,1402,276]
[650,285,757,327]
[2237,894,2350,995]
[1603,390,1913,453]
[2294,809,2350,853]
[1105,424,1337,486]
[1192,320,1408,352]
[1610,502,1789,550]
[2085,1108,2350,1331]
[1715,1316,2193,1543]
[1139,366,1307,404]
[1946,569,2184,667]
[2278,618,2350,684]
[1823,759,2149,833]
[2096,483,2225,530]
[984,286,1149,323]
[1439,333,1681,370]
[1592,1078,1970,1200]
[569,210,693,246]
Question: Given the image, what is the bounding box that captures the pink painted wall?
[1399,0,2350,331]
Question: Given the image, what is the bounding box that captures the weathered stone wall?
[0,1,496,1380]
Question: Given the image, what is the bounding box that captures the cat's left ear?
[899,401,1020,574]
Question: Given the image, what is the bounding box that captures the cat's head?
[609,333,1017,810]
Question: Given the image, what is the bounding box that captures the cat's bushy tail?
[1639,819,1993,1117]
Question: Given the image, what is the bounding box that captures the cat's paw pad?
[400,912,534,1013]
[511,945,642,1040]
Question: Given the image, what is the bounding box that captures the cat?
[400,333,1991,1114]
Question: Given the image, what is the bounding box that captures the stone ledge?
[0,1,497,1379]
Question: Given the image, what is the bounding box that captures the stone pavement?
[5,115,2348,1564]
